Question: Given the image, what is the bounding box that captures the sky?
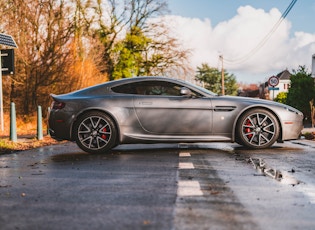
[166,0,315,83]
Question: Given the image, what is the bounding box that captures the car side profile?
[48,77,304,154]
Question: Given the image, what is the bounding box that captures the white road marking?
[179,162,194,169]
[179,152,191,157]
[177,180,203,196]
[178,151,203,196]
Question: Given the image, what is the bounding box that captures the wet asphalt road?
[0,141,315,230]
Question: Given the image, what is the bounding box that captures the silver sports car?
[48,77,303,154]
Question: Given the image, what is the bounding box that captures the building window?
[284,83,290,89]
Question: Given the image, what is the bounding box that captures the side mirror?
[180,87,192,97]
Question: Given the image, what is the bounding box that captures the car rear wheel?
[74,112,117,154]
[236,109,279,149]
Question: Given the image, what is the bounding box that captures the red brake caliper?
[245,119,253,140]
[101,127,107,140]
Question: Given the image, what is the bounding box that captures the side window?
[146,82,182,96]
[111,82,151,95]
[111,83,137,94]
[111,81,182,96]
[111,80,202,97]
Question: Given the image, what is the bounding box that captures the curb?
[290,139,315,148]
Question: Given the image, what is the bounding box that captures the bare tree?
[1,0,77,114]
[142,19,192,76]
[69,0,108,89]
[0,0,191,115]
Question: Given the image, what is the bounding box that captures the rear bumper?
[48,128,66,141]
[48,110,74,141]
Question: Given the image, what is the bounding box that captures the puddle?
[248,157,301,186]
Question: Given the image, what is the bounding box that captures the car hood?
[220,95,303,115]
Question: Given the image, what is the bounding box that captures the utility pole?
[219,55,225,95]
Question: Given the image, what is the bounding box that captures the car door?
[133,81,213,135]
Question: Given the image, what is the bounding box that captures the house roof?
[260,69,292,87]
[276,69,291,80]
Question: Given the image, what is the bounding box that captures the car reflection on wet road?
[0,141,315,230]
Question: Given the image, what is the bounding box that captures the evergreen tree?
[286,66,315,120]
[112,27,151,79]
[195,63,238,95]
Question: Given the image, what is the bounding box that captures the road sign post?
[0,54,3,131]
[268,76,279,100]
[0,33,17,132]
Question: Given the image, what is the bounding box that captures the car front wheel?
[236,109,279,149]
[74,112,117,154]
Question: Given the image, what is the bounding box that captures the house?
[259,70,291,100]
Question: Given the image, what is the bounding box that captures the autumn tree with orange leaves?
[0,0,189,115]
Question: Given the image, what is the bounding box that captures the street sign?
[0,33,17,131]
[0,33,18,48]
[1,49,14,75]
[268,76,279,87]
[268,87,279,90]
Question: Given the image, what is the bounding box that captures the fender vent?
[214,106,236,112]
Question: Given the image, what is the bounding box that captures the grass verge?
[0,114,61,155]
[0,136,60,155]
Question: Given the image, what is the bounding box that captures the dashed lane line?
[178,162,194,169]
[177,151,203,197]
[179,152,191,157]
[177,180,203,197]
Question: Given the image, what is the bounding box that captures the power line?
[224,0,297,65]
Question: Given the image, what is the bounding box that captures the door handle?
[140,102,152,105]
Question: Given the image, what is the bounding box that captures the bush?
[304,132,315,140]
[274,92,287,104]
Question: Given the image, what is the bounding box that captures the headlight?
[284,106,303,116]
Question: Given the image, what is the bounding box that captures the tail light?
[51,101,65,110]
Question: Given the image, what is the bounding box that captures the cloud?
[164,6,315,83]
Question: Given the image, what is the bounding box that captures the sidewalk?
[290,138,315,148]
[301,127,315,134]
[301,122,315,132]
[291,126,315,148]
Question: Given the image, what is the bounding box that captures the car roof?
[54,76,216,98]
[107,76,182,85]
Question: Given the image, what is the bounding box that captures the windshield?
[193,84,217,96]
[181,80,217,96]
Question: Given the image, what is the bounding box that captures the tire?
[74,112,117,154]
[236,109,279,149]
